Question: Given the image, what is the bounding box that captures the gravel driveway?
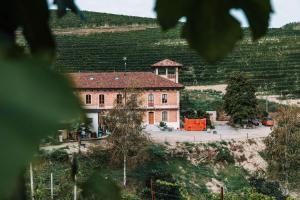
[146,121,272,144]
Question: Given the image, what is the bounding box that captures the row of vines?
[54,17,300,93]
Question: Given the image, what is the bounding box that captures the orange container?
[184,118,206,131]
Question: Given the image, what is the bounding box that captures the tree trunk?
[123,153,127,187]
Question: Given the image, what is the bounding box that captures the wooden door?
[149,112,154,124]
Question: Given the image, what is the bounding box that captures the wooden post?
[220,187,224,200]
[30,163,35,200]
[74,175,77,200]
[123,153,127,187]
[151,179,155,200]
[50,173,53,199]
[78,132,81,154]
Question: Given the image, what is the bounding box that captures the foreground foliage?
[30,142,292,199]
[265,106,300,190]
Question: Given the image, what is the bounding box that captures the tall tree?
[264,106,300,191]
[223,72,258,125]
[105,89,149,187]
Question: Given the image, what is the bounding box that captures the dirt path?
[185,84,300,106]
[53,25,158,35]
[185,84,227,94]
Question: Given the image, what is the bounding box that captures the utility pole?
[220,187,224,200]
[264,82,268,114]
[266,96,268,113]
[123,57,127,72]
[123,56,127,103]
[30,163,35,200]
[50,173,53,199]
[74,175,77,200]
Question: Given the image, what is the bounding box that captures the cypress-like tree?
[223,72,258,125]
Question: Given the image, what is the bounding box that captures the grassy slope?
[53,12,300,93]
[50,10,156,28]
[31,143,253,199]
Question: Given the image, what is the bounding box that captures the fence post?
[50,173,54,199]
[220,187,224,200]
[74,175,77,200]
[30,163,35,200]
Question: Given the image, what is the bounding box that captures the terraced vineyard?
[53,12,300,93]
[50,11,156,28]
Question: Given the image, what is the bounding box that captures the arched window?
[117,94,123,104]
[99,94,105,106]
[148,94,154,107]
[85,94,91,104]
[162,111,168,122]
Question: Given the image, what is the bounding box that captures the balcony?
[148,102,154,107]
[167,74,176,79]
[99,103,105,108]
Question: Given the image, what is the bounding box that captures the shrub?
[141,171,183,200]
[208,142,218,148]
[215,147,235,164]
[159,121,167,128]
[249,177,286,200]
[147,144,167,161]
[121,192,141,200]
[41,149,69,162]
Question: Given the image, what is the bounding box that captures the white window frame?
[162,94,168,104]
[162,111,168,122]
[116,94,123,104]
[148,94,154,106]
[86,94,92,104]
[99,94,105,105]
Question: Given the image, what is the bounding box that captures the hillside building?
[68,59,184,133]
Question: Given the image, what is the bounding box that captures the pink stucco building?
[68,59,184,132]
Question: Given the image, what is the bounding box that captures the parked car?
[248,118,260,126]
[262,117,274,126]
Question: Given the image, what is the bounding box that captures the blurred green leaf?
[231,0,273,40]
[181,0,243,62]
[155,0,186,30]
[155,0,272,62]
[80,172,121,200]
[0,58,81,198]
[0,0,55,59]
[53,0,85,20]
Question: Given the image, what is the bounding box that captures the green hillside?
[283,22,300,30]
[50,10,156,28]
[53,12,300,93]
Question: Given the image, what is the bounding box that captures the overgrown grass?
[217,165,249,192]
[29,144,255,199]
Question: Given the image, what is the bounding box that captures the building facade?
[68,59,184,132]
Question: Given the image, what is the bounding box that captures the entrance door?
[149,112,154,124]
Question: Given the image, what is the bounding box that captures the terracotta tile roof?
[151,59,183,68]
[67,72,184,89]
